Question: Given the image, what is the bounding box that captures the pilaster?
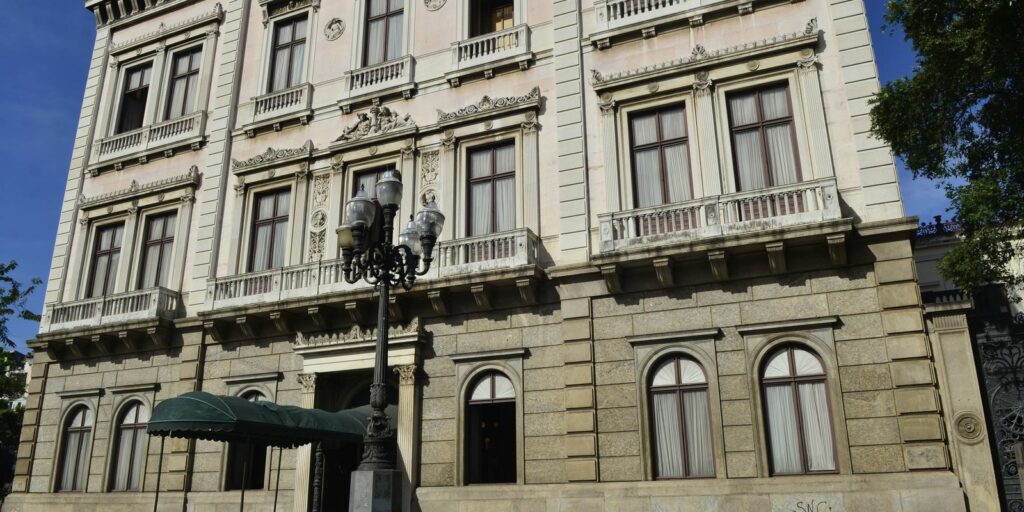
[693,72,722,197]
[394,364,420,512]
[554,0,590,262]
[293,372,317,512]
[797,53,835,180]
[12,358,48,493]
[562,297,597,482]
[170,191,196,292]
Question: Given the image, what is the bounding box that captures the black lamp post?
[337,169,444,472]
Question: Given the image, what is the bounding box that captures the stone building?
[6,0,1002,510]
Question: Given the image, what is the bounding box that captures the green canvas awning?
[146,391,396,447]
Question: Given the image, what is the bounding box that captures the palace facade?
[7,0,1002,510]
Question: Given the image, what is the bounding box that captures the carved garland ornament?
[231,140,314,171]
[420,151,439,186]
[295,322,421,347]
[436,86,542,123]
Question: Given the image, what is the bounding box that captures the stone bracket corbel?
[766,242,787,275]
[652,258,674,288]
[91,334,114,355]
[270,311,292,334]
[388,295,405,321]
[471,284,492,309]
[709,250,729,281]
[204,320,228,343]
[516,278,537,305]
[428,290,449,315]
[600,264,622,294]
[236,315,260,339]
[118,330,141,351]
[148,326,170,347]
[64,338,86,359]
[827,233,848,267]
[308,306,329,330]
[345,301,365,324]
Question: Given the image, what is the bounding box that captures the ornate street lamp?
[337,168,444,476]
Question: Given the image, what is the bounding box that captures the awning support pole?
[153,436,165,512]
[273,446,283,512]
[312,442,324,512]
[240,440,250,512]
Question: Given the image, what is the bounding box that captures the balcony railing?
[248,83,313,126]
[452,25,532,71]
[345,55,415,97]
[205,228,541,311]
[93,110,206,166]
[598,178,841,252]
[436,228,539,277]
[595,0,697,32]
[40,287,181,334]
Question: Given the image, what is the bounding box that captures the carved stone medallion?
[955,412,985,442]
[324,18,345,41]
[424,0,446,11]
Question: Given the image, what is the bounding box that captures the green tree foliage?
[870,0,1024,294]
[0,260,39,494]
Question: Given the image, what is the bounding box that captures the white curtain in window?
[760,87,790,120]
[663,143,692,203]
[683,390,714,477]
[183,73,198,115]
[365,19,386,65]
[169,77,187,118]
[634,148,662,207]
[470,182,491,236]
[356,172,378,198]
[470,149,492,178]
[141,244,161,288]
[766,125,798,186]
[271,221,288,269]
[678,359,706,385]
[369,0,388,16]
[765,384,801,473]
[493,374,514,399]
[728,93,759,126]
[252,225,272,271]
[659,108,686,140]
[272,47,290,91]
[798,382,835,471]
[60,430,81,490]
[386,13,403,61]
[793,349,823,376]
[113,424,135,490]
[733,131,766,191]
[652,392,683,478]
[652,360,676,386]
[91,254,110,297]
[290,43,305,88]
[495,177,515,233]
[495,144,515,173]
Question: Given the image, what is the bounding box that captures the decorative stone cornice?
[78,166,200,209]
[261,0,320,26]
[294,321,421,348]
[436,87,542,125]
[334,106,417,145]
[590,21,819,91]
[231,140,314,172]
[109,3,223,53]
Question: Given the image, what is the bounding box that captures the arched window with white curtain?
[648,356,714,478]
[761,345,836,475]
[465,371,516,484]
[57,405,94,492]
[225,391,269,490]
[110,401,149,491]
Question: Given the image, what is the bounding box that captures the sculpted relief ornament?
[424,0,446,11]
[437,86,542,123]
[323,18,345,40]
[336,106,416,143]
[231,140,314,171]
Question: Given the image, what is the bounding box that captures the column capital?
[693,71,713,93]
[393,364,417,385]
[297,372,317,393]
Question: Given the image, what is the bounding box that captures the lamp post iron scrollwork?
[336,168,445,472]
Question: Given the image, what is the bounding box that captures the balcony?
[39,287,181,335]
[445,25,534,87]
[339,55,416,113]
[90,110,206,172]
[598,178,842,253]
[242,83,313,136]
[591,0,751,49]
[204,228,541,312]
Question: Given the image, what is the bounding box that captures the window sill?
[88,111,207,175]
[338,55,417,114]
[445,24,534,87]
[39,287,181,336]
[239,83,314,138]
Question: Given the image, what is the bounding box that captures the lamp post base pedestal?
[349,469,403,512]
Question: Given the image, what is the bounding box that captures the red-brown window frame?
[726,83,803,191]
[87,223,124,298]
[164,47,203,120]
[467,141,516,236]
[56,406,92,492]
[628,105,694,207]
[759,345,839,476]
[647,355,715,480]
[267,15,308,92]
[363,0,404,67]
[247,188,291,272]
[137,211,177,290]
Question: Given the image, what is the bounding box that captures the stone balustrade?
[346,55,415,96]
[92,110,206,166]
[249,83,313,125]
[435,227,539,277]
[598,177,841,252]
[40,287,181,334]
[452,25,531,71]
[595,0,692,31]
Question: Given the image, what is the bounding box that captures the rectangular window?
[468,142,515,236]
[248,189,291,272]
[88,223,125,298]
[629,105,693,208]
[116,64,152,134]
[470,0,514,37]
[364,0,404,66]
[727,83,801,191]
[165,48,202,119]
[138,212,177,289]
[352,165,396,199]
[268,16,308,92]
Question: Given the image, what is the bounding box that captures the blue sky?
[0,1,947,349]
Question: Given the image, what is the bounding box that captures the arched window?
[58,405,93,491]
[226,391,269,490]
[648,356,714,478]
[465,371,516,484]
[110,401,149,491]
[761,346,836,474]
